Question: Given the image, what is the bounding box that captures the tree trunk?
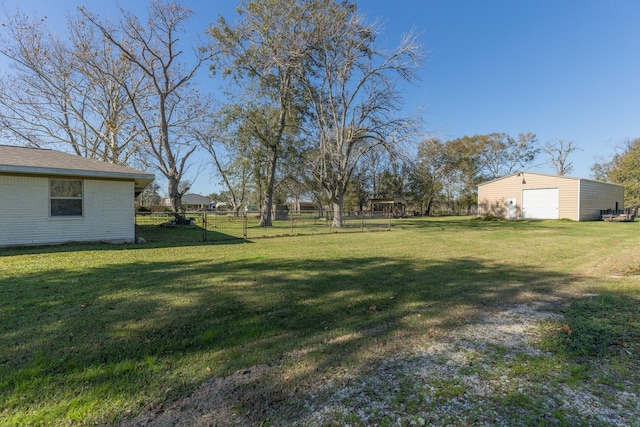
[259,147,278,227]
[425,198,433,216]
[168,177,181,214]
[331,195,344,228]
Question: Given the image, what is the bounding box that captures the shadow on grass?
[0,251,579,425]
[0,225,249,258]
[138,224,249,247]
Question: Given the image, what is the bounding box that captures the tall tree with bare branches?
[80,1,210,213]
[543,139,579,176]
[0,9,146,164]
[301,2,423,227]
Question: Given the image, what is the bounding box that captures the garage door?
[522,188,559,219]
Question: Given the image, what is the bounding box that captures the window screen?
[50,179,83,216]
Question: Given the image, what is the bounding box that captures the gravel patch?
[121,301,640,426]
[284,301,639,426]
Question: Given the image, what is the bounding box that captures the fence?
[135,210,394,243]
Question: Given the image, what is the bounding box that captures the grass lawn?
[1,217,639,425]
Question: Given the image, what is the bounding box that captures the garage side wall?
[478,174,580,220]
[478,179,513,218]
[0,175,135,247]
[579,180,624,221]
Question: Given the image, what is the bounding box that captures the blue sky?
[2,0,640,196]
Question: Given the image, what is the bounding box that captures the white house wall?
[0,175,135,247]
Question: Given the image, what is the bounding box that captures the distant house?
[160,194,211,210]
[477,172,624,221]
[181,193,211,210]
[0,145,154,247]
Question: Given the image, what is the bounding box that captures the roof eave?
[0,165,155,190]
[134,176,155,192]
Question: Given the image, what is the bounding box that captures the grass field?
[1,217,639,425]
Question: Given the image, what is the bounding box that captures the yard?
[1,217,639,425]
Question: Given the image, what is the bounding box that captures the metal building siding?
[578,180,624,220]
[477,177,523,218]
[478,173,580,220]
[0,175,135,247]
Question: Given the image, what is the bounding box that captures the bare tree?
[0,9,146,164]
[360,147,387,198]
[543,139,580,176]
[80,1,210,214]
[302,3,423,227]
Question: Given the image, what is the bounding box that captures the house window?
[50,179,83,216]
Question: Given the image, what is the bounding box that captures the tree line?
[1,0,634,225]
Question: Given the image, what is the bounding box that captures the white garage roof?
[477,171,623,189]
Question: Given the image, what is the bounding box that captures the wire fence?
[135,210,394,243]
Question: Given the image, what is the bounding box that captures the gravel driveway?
[122,300,639,426]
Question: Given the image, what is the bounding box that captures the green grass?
[558,292,640,357]
[1,217,640,425]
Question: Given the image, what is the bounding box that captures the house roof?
[182,193,211,204]
[477,171,624,188]
[0,145,154,191]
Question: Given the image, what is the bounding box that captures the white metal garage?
[478,172,625,221]
[522,188,559,219]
